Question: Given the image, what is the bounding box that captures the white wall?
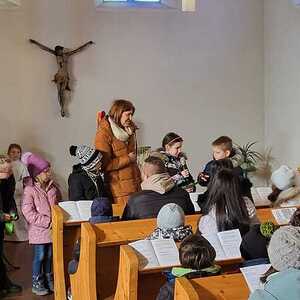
[264,0,300,169]
[0,0,264,196]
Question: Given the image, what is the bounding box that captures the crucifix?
[29,39,94,117]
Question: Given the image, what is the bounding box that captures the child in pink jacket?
[21,152,61,296]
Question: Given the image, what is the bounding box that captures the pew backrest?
[174,273,250,300]
[56,206,291,300]
[52,203,125,300]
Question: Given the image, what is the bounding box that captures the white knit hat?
[157,203,185,230]
[268,226,300,271]
[271,165,295,190]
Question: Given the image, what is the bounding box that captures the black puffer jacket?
[0,175,17,223]
[240,224,270,260]
[68,164,110,201]
[0,175,17,290]
[122,187,195,220]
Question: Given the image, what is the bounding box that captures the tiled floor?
[2,241,54,300]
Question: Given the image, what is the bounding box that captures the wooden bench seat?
[52,203,124,300]
[174,273,250,300]
[68,207,280,300]
[69,214,200,300]
[53,203,287,300]
[114,245,247,300]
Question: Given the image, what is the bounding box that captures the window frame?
[95,0,182,10]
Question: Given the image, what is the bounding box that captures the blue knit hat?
[91,197,112,217]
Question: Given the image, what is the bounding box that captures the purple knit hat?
[21,152,50,178]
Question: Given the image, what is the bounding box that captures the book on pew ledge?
[58,201,92,222]
[129,238,180,270]
[240,264,271,292]
[279,194,300,207]
[251,187,272,207]
[271,207,297,225]
[203,229,242,261]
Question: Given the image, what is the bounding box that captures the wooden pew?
[256,207,277,224]
[114,209,290,300]
[114,244,174,300]
[174,273,250,300]
[114,244,245,300]
[69,207,278,300]
[69,214,201,300]
[52,203,124,300]
[114,245,139,300]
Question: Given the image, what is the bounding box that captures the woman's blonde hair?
[109,99,135,127]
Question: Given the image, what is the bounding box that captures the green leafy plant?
[234,142,263,177]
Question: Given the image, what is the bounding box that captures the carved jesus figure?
[29,39,94,117]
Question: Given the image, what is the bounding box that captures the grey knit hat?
[69,145,103,171]
[268,225,300,271]
[157,203,185,230]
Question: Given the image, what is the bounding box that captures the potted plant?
[234,142,263,178]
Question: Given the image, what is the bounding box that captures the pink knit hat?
[21,152,50,178]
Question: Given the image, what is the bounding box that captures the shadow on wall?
[135,119,146,148]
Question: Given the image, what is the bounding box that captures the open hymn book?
[129,239,180,270]
[251,186,300,208]
[272,207,297,225]
[58,201,93,222]
[251,187,272,207]
[203,229,242,261]
[240,264,271,293]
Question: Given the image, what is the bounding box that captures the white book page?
[251,188,260,205]
[76,201,93,220]
[189,193,201,212]
[203,233,226,260]
[256,187,272,206]
[240,264,271,293]
[129,240,159,270]
[218,229,242,259]
[272,207,297,225]
[58,201,81,221]
[280,195,300,207]
[151,239,180,268]
[251,187,272,207]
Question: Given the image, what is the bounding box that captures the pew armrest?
[175,277,199,300]
[52,205,67,300]
[70,223,97,300]
[114,245,139,300]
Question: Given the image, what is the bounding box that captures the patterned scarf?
[147,225,193,242]
[85,168,100,184]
